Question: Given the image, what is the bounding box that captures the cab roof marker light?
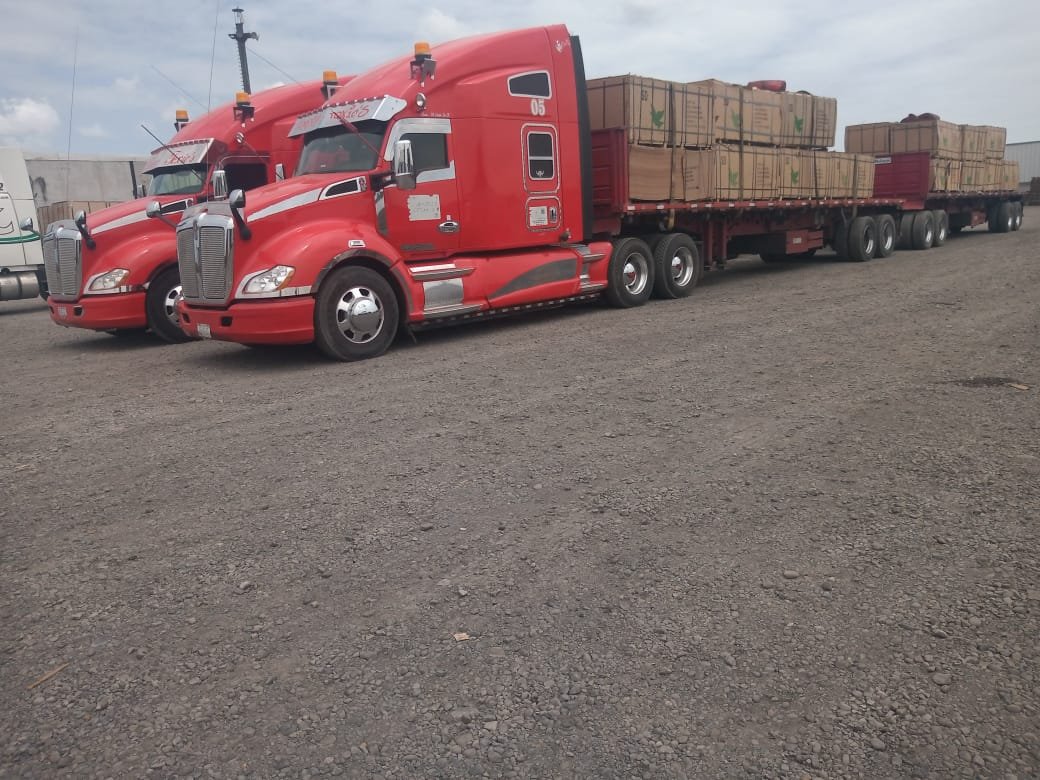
[410,41,436,85]
[174,108,190,131]
[322,70,338,100]
[233,91,255,125]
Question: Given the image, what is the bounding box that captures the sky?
[2,0,1038,157]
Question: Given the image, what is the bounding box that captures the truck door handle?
[438,220,460,234]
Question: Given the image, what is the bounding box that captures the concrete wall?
[23,155,149,206]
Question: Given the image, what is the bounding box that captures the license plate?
[58,306,68,318]
[197,323,212,339]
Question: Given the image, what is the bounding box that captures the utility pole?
[229,7,259,94]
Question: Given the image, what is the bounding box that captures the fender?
[83,233,179,290]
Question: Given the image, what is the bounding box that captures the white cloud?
[0,97,61,146]
[418,9,474,42]
[114,76,140,93]
[79,122,109,138]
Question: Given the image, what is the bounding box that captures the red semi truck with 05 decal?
[173,25,1023,360]
[43,73,351,342]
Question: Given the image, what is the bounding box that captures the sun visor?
[289,96,408,137]
[143,139,215,173]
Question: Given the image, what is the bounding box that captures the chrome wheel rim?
[882,227,894,252]
[864,232,876,256]
[622,252,649,296]
[669,247,696,288]
[336,286,384,344]
[924,226,934,245]
[164,284,182,326]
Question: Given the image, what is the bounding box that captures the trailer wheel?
[898,214,915,250]
[931,210,949,247]
[989,202,1013,233]
[314,265,399,361]
[846,216,876,262]
[652,234,700,298]
[145,266,192,343]
[831,222,850,259]
[875,215,896,258]
[911,211,934,250]
[605,237,654,308]
[1011,202,1023,231]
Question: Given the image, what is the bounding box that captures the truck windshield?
[147,164,207,196]
[296,121,387,175]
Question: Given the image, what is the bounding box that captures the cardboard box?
[845,123,891,155]
[959,125,986,162]
[683,145,741,201]
[810,95,838,148]
[627,143,683,200]
[587,76,674,146]
[742,145,780,198]
[780,149,815,198]
[852,154,875,198]
[778,91,813,147]
[815,152,856,198]
[686,79,742,144]
[929,159,961,192]
[672,82,714,148]
[984,161,1004,192]
[983,126,1007,160]
[959,161,985,191]
[741,87,782,146]
[890,119,962,159]
[1000,160,1020,189]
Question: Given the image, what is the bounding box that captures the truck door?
[380,118,459,260]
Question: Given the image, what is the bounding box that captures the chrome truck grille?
[42,225,82,300]
[176,212,234,304]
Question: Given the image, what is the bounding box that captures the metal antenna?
[229,7,259,94]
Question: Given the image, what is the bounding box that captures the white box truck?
[0,147,45,301]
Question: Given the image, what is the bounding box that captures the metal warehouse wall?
[23,155,148,206]
[1005,142,1040,187]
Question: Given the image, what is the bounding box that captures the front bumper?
[177,296,315,345]
[48,292,147,331]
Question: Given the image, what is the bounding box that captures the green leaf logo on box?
[793,116,804,134]
[650,106,665,129]
[791,170,800,185]
[728,169,739,187]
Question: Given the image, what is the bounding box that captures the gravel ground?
[2,212,1038,779]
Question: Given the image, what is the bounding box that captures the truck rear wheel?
[989,202,1012,233]
[875,215,896,257]
[931,210,949,247]
[314,265,399,361]
[911,211,934,250]
[146,266,192,343]
[652,233,700,298]
[1011,202,1023,231]
[605,237,654,308]
[898,214,915,249]
[846,216,876,262]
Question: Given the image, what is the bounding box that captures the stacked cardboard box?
[37,201,122,228]
[587,75,839,201]
[844,118,1014,193]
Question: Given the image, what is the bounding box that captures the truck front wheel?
[605,237,654,308]
[652,233,700,298]
[314,265,399,361]
[146,266,192,343]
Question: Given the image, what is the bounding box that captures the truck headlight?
[87,268,130,292]
[241,265,296,296]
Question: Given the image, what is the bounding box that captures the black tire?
[846,216,876,262]
[1011,202,1023,231]
[651,234,700,298]
[911,211,934,250]
[875,214,896,257]
[989,202,1012,234]
[831,222,849,259]
[36,269,49,300]
[898,213,915,250]
[605,237,654,308]
[931,210,949,247]
[145,266,192,343]
[314,265,399,361]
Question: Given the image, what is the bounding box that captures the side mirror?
[74,210,87,229]
[18,217,34,232]
[145,200,162,219]
[393,139,416,190]
[274,163,285,181]
[211,169,228,199]
[137,183,148,198]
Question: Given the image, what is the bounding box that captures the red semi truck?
[174,25,1024,360]
[42,73,350,342]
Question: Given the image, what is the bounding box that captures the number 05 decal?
[530,99,546,117]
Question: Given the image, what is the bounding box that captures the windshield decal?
[143,139,214,172]
[289,97,408,138]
